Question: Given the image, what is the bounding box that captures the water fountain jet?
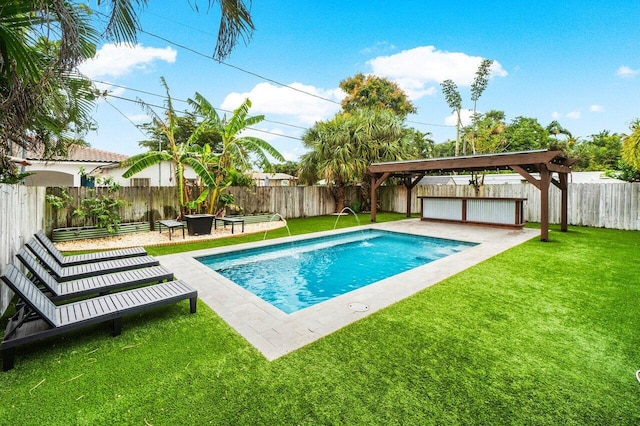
[263,213,291,240]
[333,206,361,230]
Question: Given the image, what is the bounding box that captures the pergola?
[368,150,577,241]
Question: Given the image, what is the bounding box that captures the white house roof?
[21,145,129,163]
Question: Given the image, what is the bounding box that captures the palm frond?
[210,0,255,60]
[99,0,147,44]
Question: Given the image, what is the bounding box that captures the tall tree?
[440,79,462,156]
[469,59,494,154]
[339,73,417,118]
[441,58,495,156]
[572,131,622,171]
[502,116,551,152]
[462,110,506,154]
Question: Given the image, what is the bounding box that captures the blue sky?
[80,0,640,161]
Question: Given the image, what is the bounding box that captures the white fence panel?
[0,185,46,313]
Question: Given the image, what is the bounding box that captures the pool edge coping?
[157,220,538,360]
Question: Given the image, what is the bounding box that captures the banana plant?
[188,94,284,214]
[122,77,219,219]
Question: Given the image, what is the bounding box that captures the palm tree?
[188,94,285,214]
[440,79,462,156]
[1,0,254,174]
[469,59,494,154]
[299,110,408,212]
[622,119,640,170]
[546,120,573,140]
[1,1,98,177]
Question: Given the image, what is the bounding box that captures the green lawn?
[1,217,639,425]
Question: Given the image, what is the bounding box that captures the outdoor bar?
[419,196,526,228]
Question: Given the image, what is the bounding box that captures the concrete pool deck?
[158,219,538,360]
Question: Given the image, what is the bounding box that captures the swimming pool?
[197,229,476,314]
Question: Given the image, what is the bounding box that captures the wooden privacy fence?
[379,182,640,230]
[1,182,639,314]
[35,183,640,234]
[0,185,46,313]
[45,186,180,234]
[43,185,359,234]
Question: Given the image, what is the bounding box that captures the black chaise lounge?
[34,230,147,266]
[16,249,174,302]
[25,239,159,282]
[1,264,197,371]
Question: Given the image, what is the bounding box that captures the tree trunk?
[334,185,346,213]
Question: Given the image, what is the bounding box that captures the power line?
[104,92,304,142]
[93,79,308,130]
[138,28,342,106]
[406,119,455,129]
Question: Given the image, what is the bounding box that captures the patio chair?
[34,230,147,266]
[1,264,197,371]
[16,249,174,302]
[25,239,159,282]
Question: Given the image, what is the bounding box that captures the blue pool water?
[197,229,476,314]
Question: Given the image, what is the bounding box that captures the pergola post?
[403,175,424,218]
[370,172,392,223]
[371,175,378,222]
[539,164,551,241]
[559,172,568,232]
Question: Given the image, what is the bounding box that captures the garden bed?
[51,221,151,242]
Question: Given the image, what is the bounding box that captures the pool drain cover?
[348,302,369,312]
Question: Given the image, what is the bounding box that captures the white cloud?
[566,110,581,120]
[590,105,604,112]
[551,111,561,119]
[79,43,177,79]
[444,109,475,127]
[367,45,508,100]
[221,82,344,125]
[617,65,639,77]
